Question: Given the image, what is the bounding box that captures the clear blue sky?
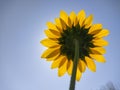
[1,0,120,90]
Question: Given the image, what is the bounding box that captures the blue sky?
[1,0,120,90]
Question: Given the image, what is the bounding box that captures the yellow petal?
[90,54,106,63]
[78,60,86,72]
[41,38,59,48]
[47,53,60,61]
[60,10,68,21]
[74,17,78,27]
[44,30,60,38]
[46,22,59,31]
[88,24,102,34]
[89,30,102,35]
[94,29,109,38]
[59,56,67,68]
[70,11,78,26]
[92,39,108,46]
[60,10,69,26]
[90,47,106,54]
[59,18,67,30]
[55,18,63,31]
[77,10,85,20]
[68,17,72,28]
[67,60,73,75]
[51,55,65,69]
[84,14,93,28]
[78,10,86,27]
[41,46,60,59]
[50,29,61,36]
[58,58,68,76]
[76,66,82,81]
[85,57,96,72]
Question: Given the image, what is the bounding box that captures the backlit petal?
[78,60,86,72]
[70,11,77,25]
[50,29,61,36]
[85,57,96,72]
[58,58,68,76]
[76,66,82,81]
[78,10,86,27]
[51,55,65,69]
[44,30,60,38]
[60,10,69,26]
[41,38,59,48]
[84,14,93,28]
[41,46,60,59]
[67,60,73,75]
[90,54,106,63]
[59,18,67,30]
[88,24,102,34]
[92,38,108,46]
[47,53,60,61]
[55,18,63,31]
[90,47,106,54]
[94,29,109,38]
[46,22,59,31]
[77,10,85,20]
[74,17,78,27]
[59,56,66,68]
[68,17,72,28]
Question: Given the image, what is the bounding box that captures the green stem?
[69,39,79,90]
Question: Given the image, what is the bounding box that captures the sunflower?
[41,10,109,81]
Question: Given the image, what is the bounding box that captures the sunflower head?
[41,10,109,81]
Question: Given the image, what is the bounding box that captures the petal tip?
[58,72,63,77]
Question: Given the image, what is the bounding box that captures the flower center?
[58,24,95,61]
